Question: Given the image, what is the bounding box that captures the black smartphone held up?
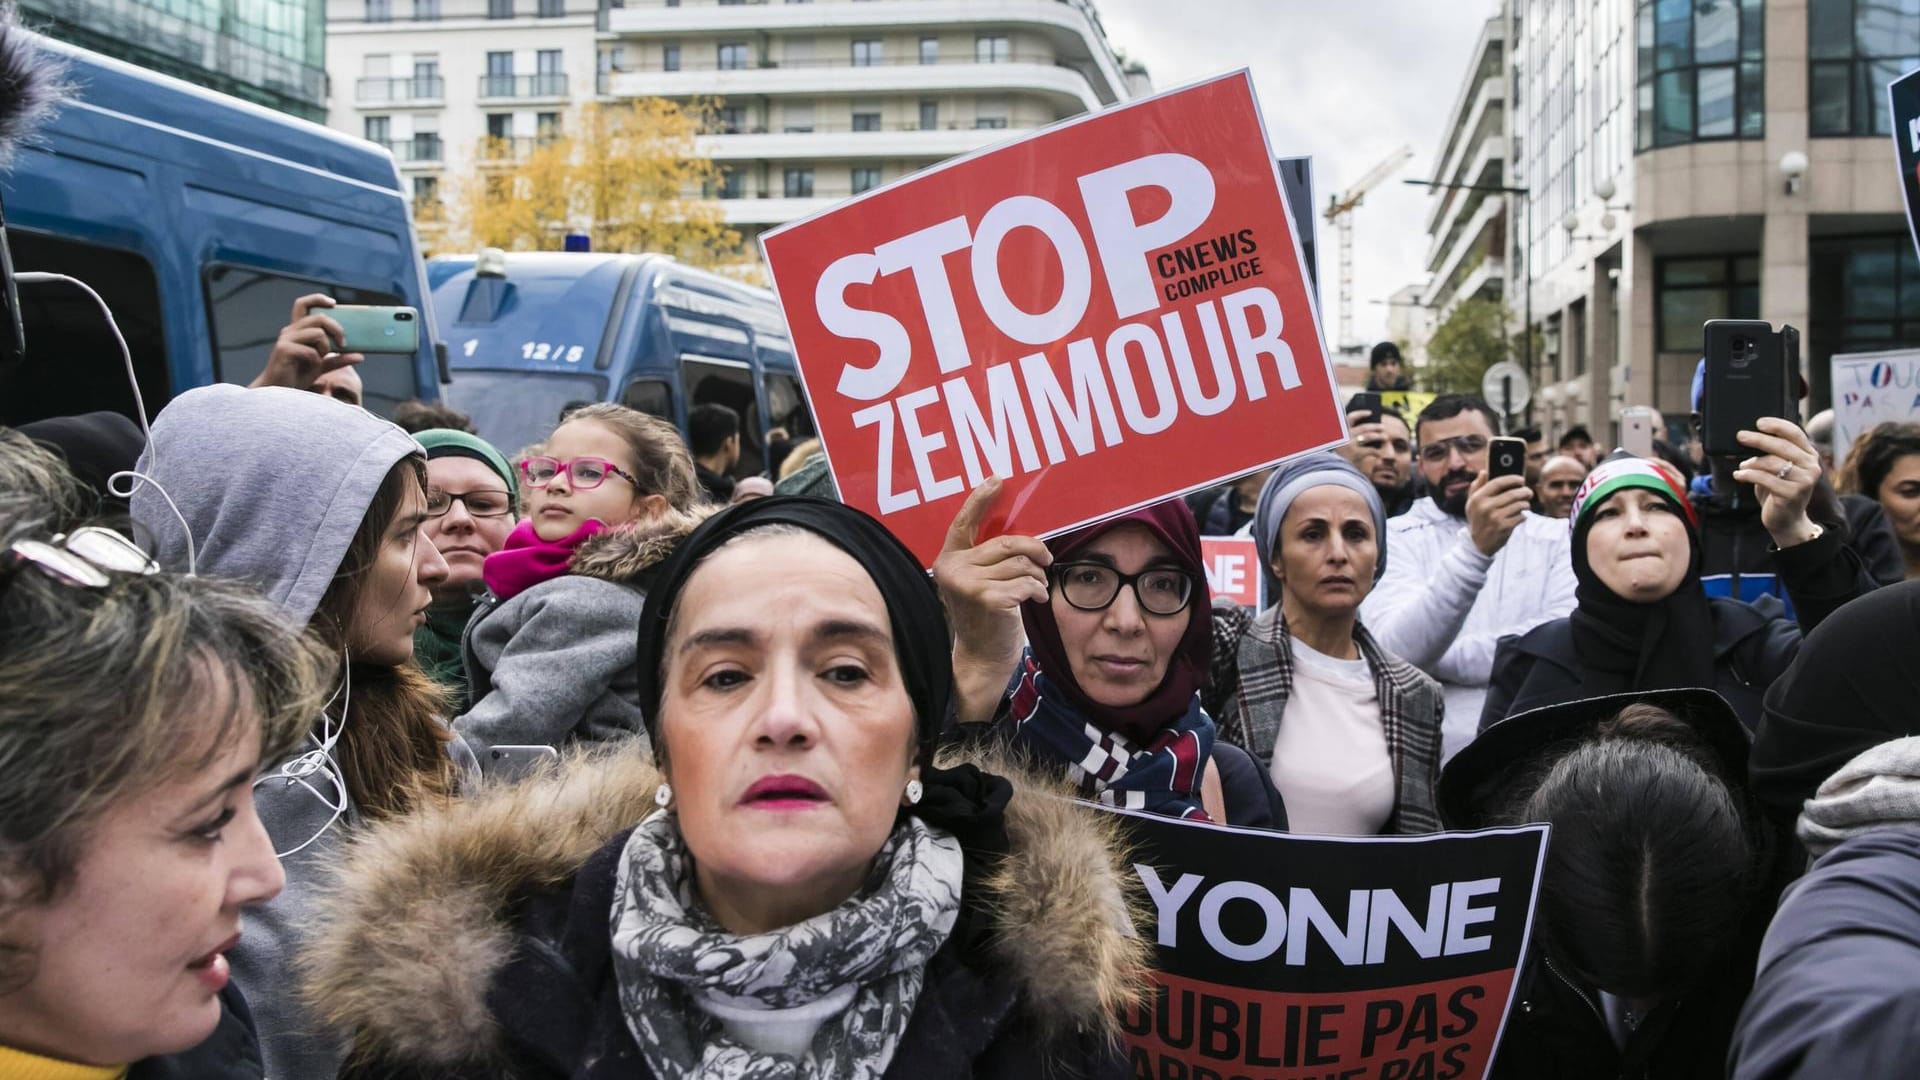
[1702,320,1799,458]
[1345,391,1384,425]
[1489,436,1527,480]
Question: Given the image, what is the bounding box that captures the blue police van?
[1,33,440,426]
[431,251,814,471]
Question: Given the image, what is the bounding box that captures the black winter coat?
[1480,527,1866,733]
[129,984,265,1080]
[1690,487,1900,616]
[306,744,1145,1080]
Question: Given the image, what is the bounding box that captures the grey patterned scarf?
[610,811,965,1080]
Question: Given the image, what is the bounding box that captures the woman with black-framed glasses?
[413,429,520,711]
[454,403,709,764]
[938,487,1284,828]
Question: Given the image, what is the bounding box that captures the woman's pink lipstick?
[740,774,829,811]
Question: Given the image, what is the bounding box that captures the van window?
[682,356,763,476]
[445,369,607,455]
[203,266,408,416]
[764,372,815,439]
[2,230,167,426]
[621,377,671,420]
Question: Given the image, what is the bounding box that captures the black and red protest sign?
[1110,810,1548,1080]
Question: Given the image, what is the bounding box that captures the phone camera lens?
[396,311,414,321]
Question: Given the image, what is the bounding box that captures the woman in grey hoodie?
[133,384,463,1080]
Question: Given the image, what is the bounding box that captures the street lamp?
[1403,177,1532,391]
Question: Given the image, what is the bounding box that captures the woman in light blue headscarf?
[1207,453,1445,834]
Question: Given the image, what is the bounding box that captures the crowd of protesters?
[13,226,1920,1080]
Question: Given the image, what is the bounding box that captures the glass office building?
[22,0,327,120]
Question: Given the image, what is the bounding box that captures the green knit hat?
[413,428,517,499]
[1570,454,1698,532]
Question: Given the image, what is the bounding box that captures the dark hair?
[1522,710,1754,999]
[1512,426,1543,443]
[1842,422,1920,501]
[1560,425,1594,447]
[688,403,741,458]
[1414,394,1501,442]
[309,458,457,820]
[390,399,475,435]
[1369,341,1402,368]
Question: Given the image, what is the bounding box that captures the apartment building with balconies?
[325,0,1146,250]
[326,0,604,224]
[601,0,1148,246]
[1421,15,1510,323]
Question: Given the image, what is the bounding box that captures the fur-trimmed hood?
[566,504,715,585]
[302,743,1149,1072]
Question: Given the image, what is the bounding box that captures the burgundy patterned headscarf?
[1020,500,1215,742]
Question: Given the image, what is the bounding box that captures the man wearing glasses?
[1358,394,1575,762]
[413,428,518,709]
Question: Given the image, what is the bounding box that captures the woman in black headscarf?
[1482,452,1865,734]
[1749,580,1920,828]
[301,497,1148,1080]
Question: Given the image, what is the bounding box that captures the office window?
[976,35,1010,63]
[852,39,881,66]
[486,113,513,140]
[413,56,440,98]
[365,0,391,21]
[410,131,442,161]
[1810,0,1920,135]
[1656,254,1760,352]
[487,0,512,17]
[537,0,561,15]
[852,166,881,193]
[851,107,881,132]
[1635,0,1763,150]
[784,167,814,198]
[919,98,938,130]
[484,51,514,96]
[364,115,391,143]
[919,37,938,64]
[1811,234,1920,402]
[536,49,564,94]
[662,43,680,71]
[717,42,748,70]
[411,0,438,19]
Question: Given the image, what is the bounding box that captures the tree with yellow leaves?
[446,98,744,269]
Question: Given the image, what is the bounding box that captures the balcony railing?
[477,73,569,98]
[384,137,445,163]
[355,76,446,103]
[700,120,1005,135]
[477,135,565,161]
[631,50,1057,73]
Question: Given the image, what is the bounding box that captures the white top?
[1359,498,1577,761]
[694,983,858,1057]
[1268,637,1396,836]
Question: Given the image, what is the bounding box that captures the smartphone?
[485,744,560,781]
[1489,436,1527,480]
[311,304,420,355]
[1345,391,1384,425]
[1702,320,1798,458]
[1620,405,1657,458]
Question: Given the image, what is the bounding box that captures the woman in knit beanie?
[1208,453,1446,834]
[1480,451,1864,733]
[413,428,519,709]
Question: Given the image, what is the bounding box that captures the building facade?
[1501,0,1920,446]
[1421,15,1509,322]
[326,0,1146,253]
[24,0,327,119]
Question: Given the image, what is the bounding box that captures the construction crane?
[1325,145,1413,353]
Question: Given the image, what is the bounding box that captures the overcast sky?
[1095,0,1500,352]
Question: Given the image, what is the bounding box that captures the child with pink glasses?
[455,403,707,762]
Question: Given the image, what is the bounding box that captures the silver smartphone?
[1620,406,1657,458]
[485,744,560,781]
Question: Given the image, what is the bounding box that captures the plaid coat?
[1206,602,1444,834]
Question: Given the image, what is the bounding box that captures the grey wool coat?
[1207,602,1445,834]
[455,508,709,757]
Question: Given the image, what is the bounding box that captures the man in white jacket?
[1360,394,1576,761]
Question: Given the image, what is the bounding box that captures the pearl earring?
[654,783,673,808]
[904,779,924,805]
